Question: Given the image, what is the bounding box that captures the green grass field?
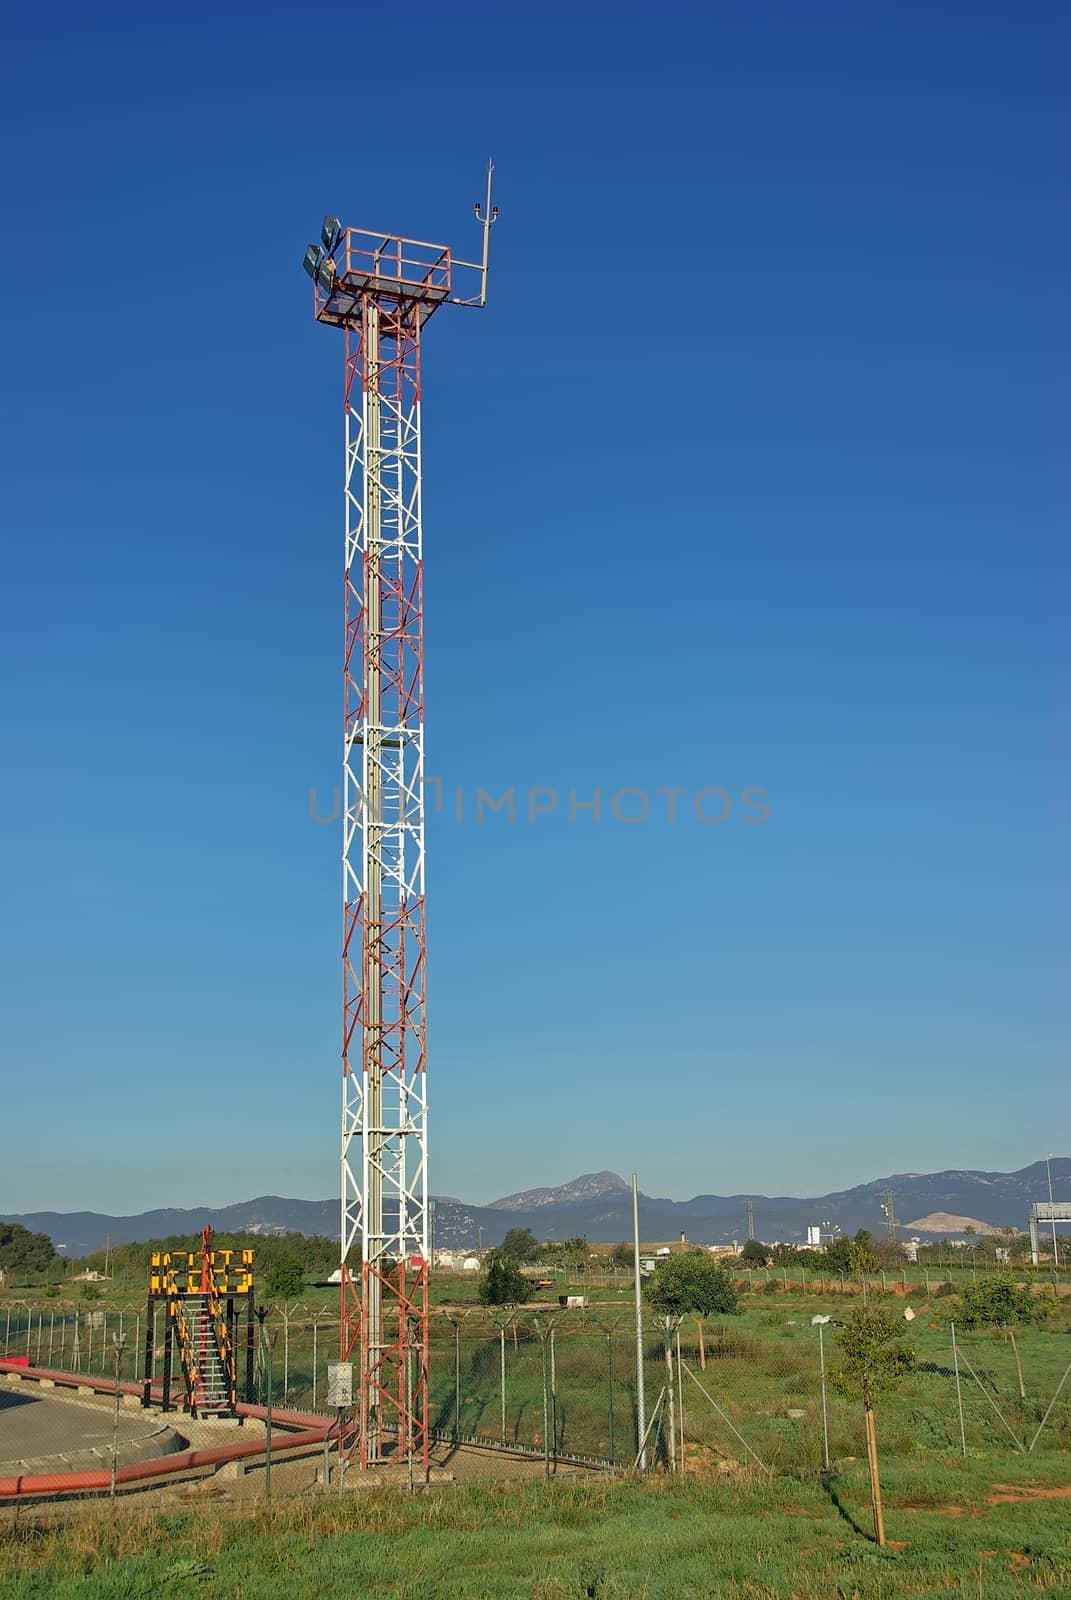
[2,1456,1070,1598]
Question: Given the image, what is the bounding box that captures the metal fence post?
[550,1325,558,1472]
[950,1320,967,1456]
[814,1317,831,1472]
[662,1318,678,1473]
[500,1321,507,1442]
[675,1325,685,1466]
[256,1307,273,1503]
[606,1331,614,1463]
[110,1333,126,1497]
[539,1325,550,1478]
[312,1315,319,1410]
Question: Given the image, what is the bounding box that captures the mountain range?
[4,1160,1066,1257]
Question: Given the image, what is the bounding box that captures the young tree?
[478,1251,532,1306]
[500,1227,540,1264]
[957,1272,1047,1398]
[644,1252,740,1369]
[264,1253,305,1301]
[740,1239,768,1267]
[610,1241,634,1270]
[848,1238,879,1304]
[828,1307,916,1547]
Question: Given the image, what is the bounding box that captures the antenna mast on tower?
[303,169,497,1473]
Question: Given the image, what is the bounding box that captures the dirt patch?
[900,1503,966,1517]
[986,1483,1071,1506]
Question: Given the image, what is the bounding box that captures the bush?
[264,1254,305,1300]
[479,1251,532,1306]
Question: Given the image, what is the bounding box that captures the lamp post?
[632,1174,647,1470]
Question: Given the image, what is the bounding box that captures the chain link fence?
[4,1294,1069,1476]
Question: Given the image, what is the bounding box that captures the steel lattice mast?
[304,173,495,1470]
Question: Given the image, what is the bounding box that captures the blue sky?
[1,2,1067,1215]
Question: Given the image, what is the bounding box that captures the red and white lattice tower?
[304,171,495,1470]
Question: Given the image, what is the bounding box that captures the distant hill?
[3,1160,1065,1257]
[490,1172,631,1211]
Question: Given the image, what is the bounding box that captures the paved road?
[0,1386,182,1470]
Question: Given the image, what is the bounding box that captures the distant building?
[460,1256,481,1272]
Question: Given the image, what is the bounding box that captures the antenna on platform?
[453,158,498,308]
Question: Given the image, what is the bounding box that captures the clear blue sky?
[1,2,1067,1215]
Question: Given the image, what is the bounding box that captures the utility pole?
[1046,1155,1060,1267]
[746,1198,754,1241]
[880,1190,898,1248]
[303,169,496,1471]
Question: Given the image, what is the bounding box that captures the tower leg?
[340,296,429,1469]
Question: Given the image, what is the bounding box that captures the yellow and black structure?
[142,1227,255,1416]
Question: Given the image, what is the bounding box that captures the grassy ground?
[2,1455,1070,1598]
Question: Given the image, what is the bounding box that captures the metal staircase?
[180,1295,231,1414]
